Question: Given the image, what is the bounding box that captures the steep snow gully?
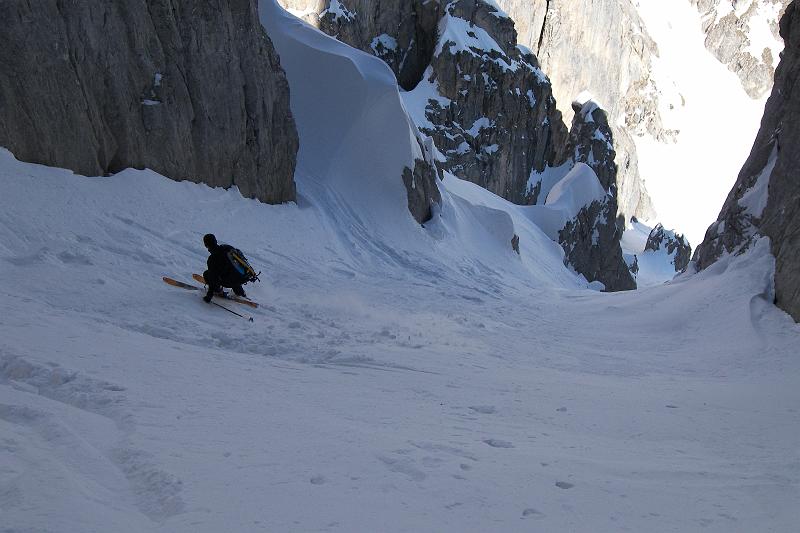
[1,2,799,532]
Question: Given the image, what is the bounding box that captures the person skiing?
[202,233,252,303]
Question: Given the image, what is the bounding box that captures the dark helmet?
[203,233,218,249]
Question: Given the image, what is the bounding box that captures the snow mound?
[259,0,423,238]
[519,163,607,240]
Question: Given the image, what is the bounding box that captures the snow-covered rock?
[557,96,637,291]
[621,218,692,286]
[644,224,692,273]
[496,0,661,223]
[418,0,569,204]
[690,0,790,98]
[0,0,298,204]
[278,0,569,206]
[694,1,800,322]
[277,0,639,290]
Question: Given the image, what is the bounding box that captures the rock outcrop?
[558,97,637,291]
[694,1,800,322]
[645,224,692,272]
[496,0,662,222]
[690,0,790,98]
[0,0,298,203]
[418,0,569,204]
[402,155,443,225]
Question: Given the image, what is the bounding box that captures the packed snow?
[435,11,527,73]
[3,142,799,532]
[1,2,799,532]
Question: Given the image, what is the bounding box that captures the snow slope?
[2,2,800,532]
[2,145,799,532]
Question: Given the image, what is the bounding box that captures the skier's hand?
[203,294,212,303]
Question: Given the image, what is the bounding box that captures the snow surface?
[371,33,398,54]
[2,146,799,532]
[739,144,778,218]
[745,1,785,60]
[1,2,800,532]
[322,0,355,22]
[634,0,777,248]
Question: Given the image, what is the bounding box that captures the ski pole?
[211,300,254,322]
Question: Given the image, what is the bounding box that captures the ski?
[163,276,201,291]
[162,276,258,310]
[191,273,259,308]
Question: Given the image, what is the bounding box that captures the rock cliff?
[496,0,662,223]
[0,0,298,203]
[418,0,569,204]
[559,97,637,291]
[690,0,790,98]
[694,1,800,322]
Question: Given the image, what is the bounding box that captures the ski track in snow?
[1,147,799,532]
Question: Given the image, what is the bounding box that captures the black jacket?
[206,244,241,287]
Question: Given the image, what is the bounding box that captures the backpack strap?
[227,248,259,282]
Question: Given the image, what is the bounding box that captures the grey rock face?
[559,99,637,292]
[559,200,637,292]
[694,1,800,322]
[690,0,790,98]
[0,0,298,204]
[569,100,617,191]
[645,224,692,272]
[402,155,443,225]
[317,0,443,90]
[423,0,569,204]
[496,0,662,222]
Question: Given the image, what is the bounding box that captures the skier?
[202,233,252,303]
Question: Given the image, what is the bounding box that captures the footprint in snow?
[469,405,497,414]
[310,475,326,485]
[522,508,545,518]
[484,439,514,448]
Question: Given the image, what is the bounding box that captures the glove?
[203,293,212,303]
